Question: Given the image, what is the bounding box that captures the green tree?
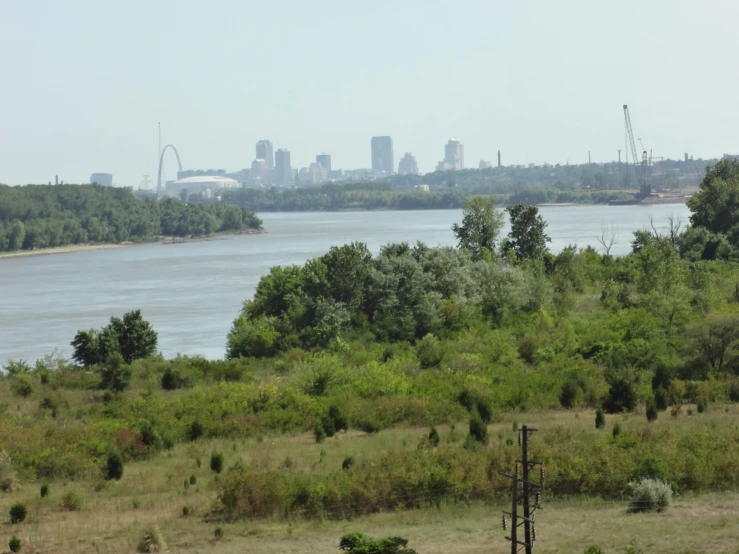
[226,315,281,358]
[7,220,25,251]
[339,532,417,554]
[690,314,739,373]
[71,329,102,366]
[503,203,551,260]
[687,159,739,236]
[107,310,158,363]
[452,197,504,257]
[99,352,131,393]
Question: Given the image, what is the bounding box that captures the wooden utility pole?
[501,426,543,554]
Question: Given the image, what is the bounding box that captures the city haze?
[1,0,738,185]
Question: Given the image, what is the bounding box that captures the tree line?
[0,184,262,252]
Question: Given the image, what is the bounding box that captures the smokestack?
[55,175,58,185]
[497,150,501,168]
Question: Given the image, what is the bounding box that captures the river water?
[0,204,690,366]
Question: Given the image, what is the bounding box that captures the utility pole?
[501,426,543,554]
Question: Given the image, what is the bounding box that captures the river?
[0,204,690,366]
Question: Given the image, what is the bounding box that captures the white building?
[444,138,465,170]
[165,176,241,197]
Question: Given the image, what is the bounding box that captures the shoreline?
[0,228,266,260]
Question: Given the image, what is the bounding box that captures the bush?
[654,386,668,411]
[210,452,224,474]
[416,334,444,369]
[583,548,604,554]
[458,389,492,423]
[106,451,124,480]
[729,381,739,402]
[559,380,579,409]
[9,502,27,524]
[8,536,21,553]
[612,422,622,438]
[595,408,605,429]
[137,525,167,552]
[189,474,197,485]
[468,410,488,444]
[342,456,355,471]
[214,527,224,540]
[696,397,708,414]
[428,426,440,447]
[40,483,49,498]
[629,478,672,513]
[339,532,417,554]
[604,375,638,413]
[161,368,188,391]
[0,451,19,492]
[11,377,34,398]
[189,420,205,441]
[632,455,667,482]
[646,399,658,422]
[182,505,190,517]
[356,416,381,434]
[314,423,327,443]
[60,491,82,511]
[99,352,131,393]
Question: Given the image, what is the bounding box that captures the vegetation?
[8,536,21,553]
[629,478,672,513]
[9,502,27,524]
[339,532,417,554]
[0,184,261,253]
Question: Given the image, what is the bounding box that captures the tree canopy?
[451,197,504,258]
[503,202,551,260]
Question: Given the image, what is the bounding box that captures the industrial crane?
[623,105,650,198]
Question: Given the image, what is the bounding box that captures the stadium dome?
[165,175,240,196]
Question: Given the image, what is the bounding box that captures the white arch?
[157,144,183,197]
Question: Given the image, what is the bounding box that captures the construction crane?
[623,105,650,198]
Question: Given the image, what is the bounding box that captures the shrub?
[106,451,124,480]
[60,491,81,511]
[612,422,622,438]
[210,452,224,474]
[314,423,327,443]
[646,399,658,422]
[728,381,739,402]
[458,389,492,422]
[604,375,638,413]
[189,420,205,441]
[654,386,668,411]
[696,397,708,414]
[632,455,667,482]
[40,483,49,498]
[99,352,132,393]
[595,408,605,429]
[161,368,190,390]
[356,416,381,434]
[182,505,190,517]
[559,380,579,409]
[339,532,417,554]
[468,410,488,444]
[416,334,444,369]
[214,527,224,540]
[342,456,355,471]
[189,474,197,485]
[428,426,440,447]
[9,502,27,524]
[8,536,21,553]
[137,525,167,552]
[629,478,672,513]
[11,377,34,398]
[0,450,19,492]
[583,548,604,554]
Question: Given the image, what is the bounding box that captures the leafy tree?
[595,408,605,429]
[690,314,739,372]
[71,329,102,366]
[109,310,158,363]
[226,315,281,359]
[7,220,25,251]
[106,451,124,480]
[687,159,739,236]
[452,197,504,257]
[99,352,131,393]
[503,203,551,260]
[603,374,638,414]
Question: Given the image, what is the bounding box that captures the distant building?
[275,149,292,185]
[299,163,328,185]
[251,159,268,182]
[414,184,430,192]
[371,136,394,175]
[316,154,332,172]
[256,140,274,170]
[398,153,419,175]
[165,176,240,197]
[684,153,689,162]
[478,160,492,169]
[444,138,464,170]
[178,169,227,180]
[436,160,452,172]
[90,173,113,187]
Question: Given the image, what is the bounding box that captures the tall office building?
[371,136,394,175]
[444,138,464,170]
[316,154,332,172]
[256,140,275,170]
[275,149,292,185]
[398,153,419,175]
[90,173,113,186]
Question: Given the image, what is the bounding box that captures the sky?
[1,0,738,186]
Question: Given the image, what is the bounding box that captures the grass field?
[1,406,738,553]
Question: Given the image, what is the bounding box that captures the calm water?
[0,204,690,366]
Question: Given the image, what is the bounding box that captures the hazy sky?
[1,0,738,186]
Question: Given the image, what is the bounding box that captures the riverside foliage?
[0,184,262,252]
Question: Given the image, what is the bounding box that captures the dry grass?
[0,406,738,553]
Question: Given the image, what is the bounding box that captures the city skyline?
[2,1,739,185]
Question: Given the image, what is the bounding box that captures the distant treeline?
[0,184,262,252]
[218,183,632,212]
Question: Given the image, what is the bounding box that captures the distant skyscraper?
[444,138,464,170]
[497,150,501,168]
[371,136,394,175]
[316,154,332,172]
[398,153,419,175]
[90,173,113,186]
[684,153,689,162]
[275,149,292,185]
[250,159,267,182]
[478,160,492,170]
[256,140,274,170]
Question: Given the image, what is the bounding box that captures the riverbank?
[0,228,266,259]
